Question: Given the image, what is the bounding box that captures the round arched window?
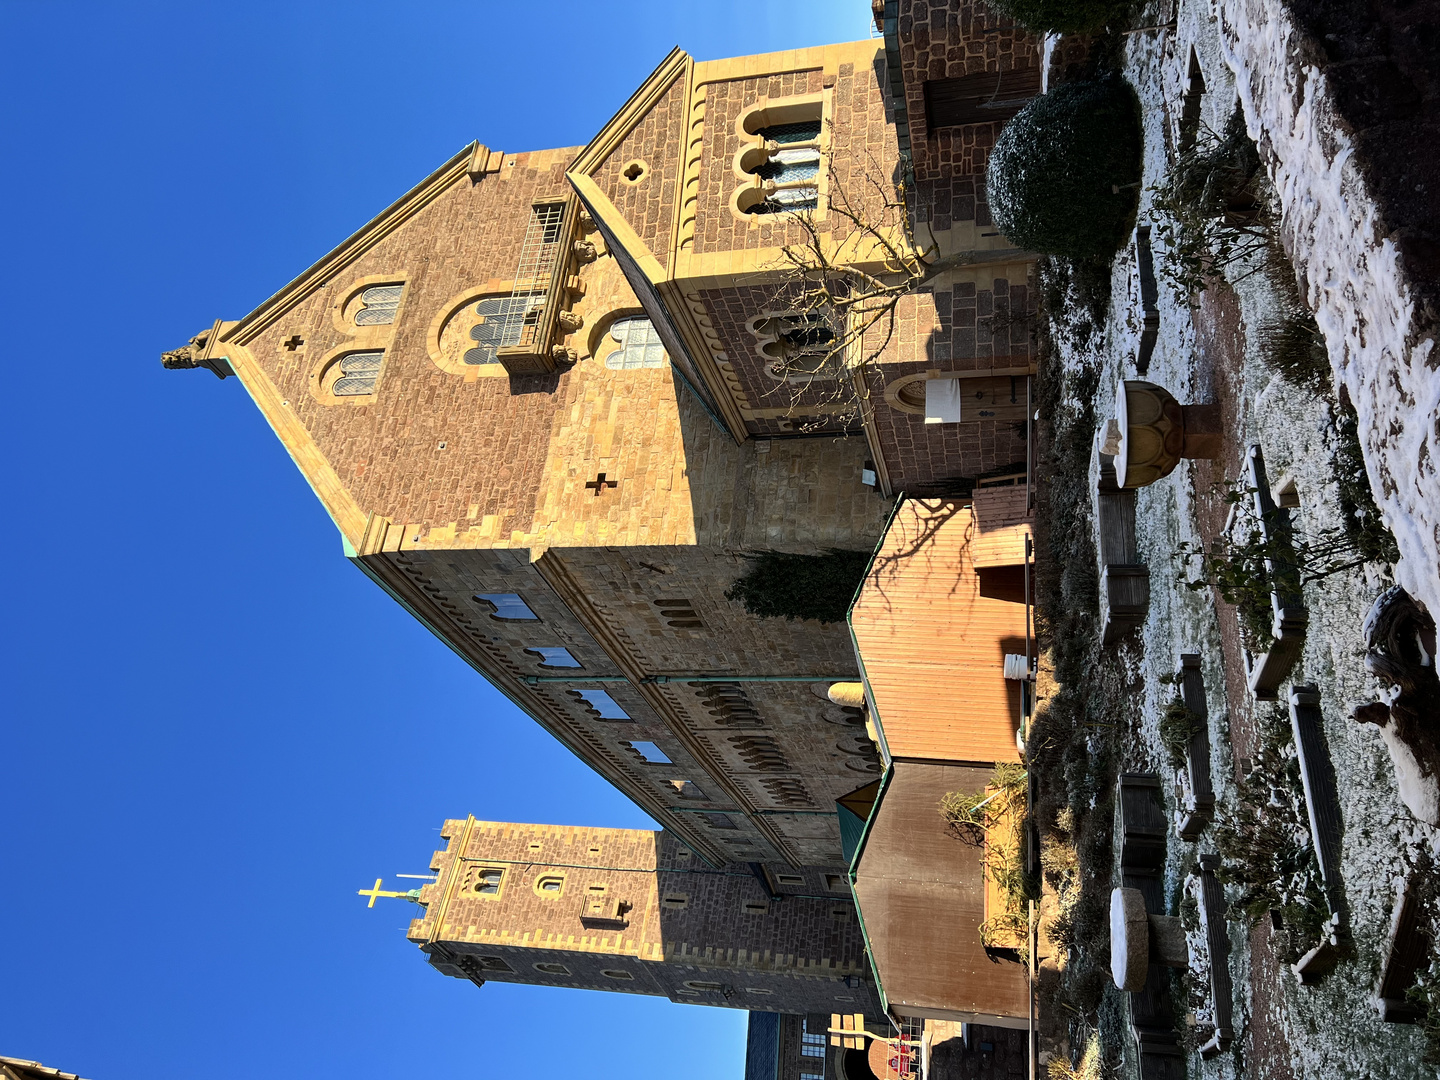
[896,378,927,410]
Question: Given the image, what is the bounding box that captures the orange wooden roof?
[849,497,1030,763]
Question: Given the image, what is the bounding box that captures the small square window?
[825,874,847,892]
[670,779,706,799]
[776,874,804,887]
[527,646,582,668]
[476,593,538,620]
[624,740,672,764]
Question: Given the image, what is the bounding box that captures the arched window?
[534,874,565,897]
[750,312,840,382]
[470,868,504,895]
[354,284,404,326]
[896,379,926,410]
[526,646,582,669]
[572,689,631,720]
[475,593,539,620]
[602,969,634,980]
[465,296,544,366]
[332,350,384,396]
[605,317,667,369]
[534,962,571,975]
[744,119,822,215]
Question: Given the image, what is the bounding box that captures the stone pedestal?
[1109,381,1223,488]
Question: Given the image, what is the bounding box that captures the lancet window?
[745,120,822,213]
[749,311,841,382]
[733,97,827,217]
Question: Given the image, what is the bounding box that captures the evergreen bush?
[986,76,1142,259]
[724,548,871,623]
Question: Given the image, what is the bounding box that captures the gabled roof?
[566,48,690,283]
[224,142,498,347]
[1,1058,90,1080]
[848,497,1028,764]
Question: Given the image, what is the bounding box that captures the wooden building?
[843,492,1034,1028]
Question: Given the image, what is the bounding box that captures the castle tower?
[410,817,883,1020]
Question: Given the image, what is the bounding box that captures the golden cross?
[358,877,414,908]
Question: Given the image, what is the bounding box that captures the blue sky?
[0,3,871,1077]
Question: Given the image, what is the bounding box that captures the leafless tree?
[749,150,1034,431]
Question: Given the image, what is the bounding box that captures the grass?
[1212,707,1331,962]
[1027,295,1129,1045]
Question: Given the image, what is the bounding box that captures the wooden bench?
[1243,445,1310,699]
[1376,872,1427,1022]
[1098,454,1149,644]
[1175,653,1216,840]
[1135,226,1160,375]
[1118,773,1168,874]
[1115,774,1185,1073]
[1196,855,1235,1057]
[1285,684,1350,985]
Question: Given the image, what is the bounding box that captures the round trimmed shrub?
[985,0,1133,33]
[986,76,1142,260]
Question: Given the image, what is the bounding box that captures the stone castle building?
[166,0,1042,1046]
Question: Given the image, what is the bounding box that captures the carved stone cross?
[585,473,618,496]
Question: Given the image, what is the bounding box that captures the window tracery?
[465,296,545,366]
[748,311,841,383]
[605,317,667,369]
[732,96,829,218]
[354,284,404,326]
[332,350,385,396]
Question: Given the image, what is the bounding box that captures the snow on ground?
[1215,0,1440,626]
[1063,3,1438,1075]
